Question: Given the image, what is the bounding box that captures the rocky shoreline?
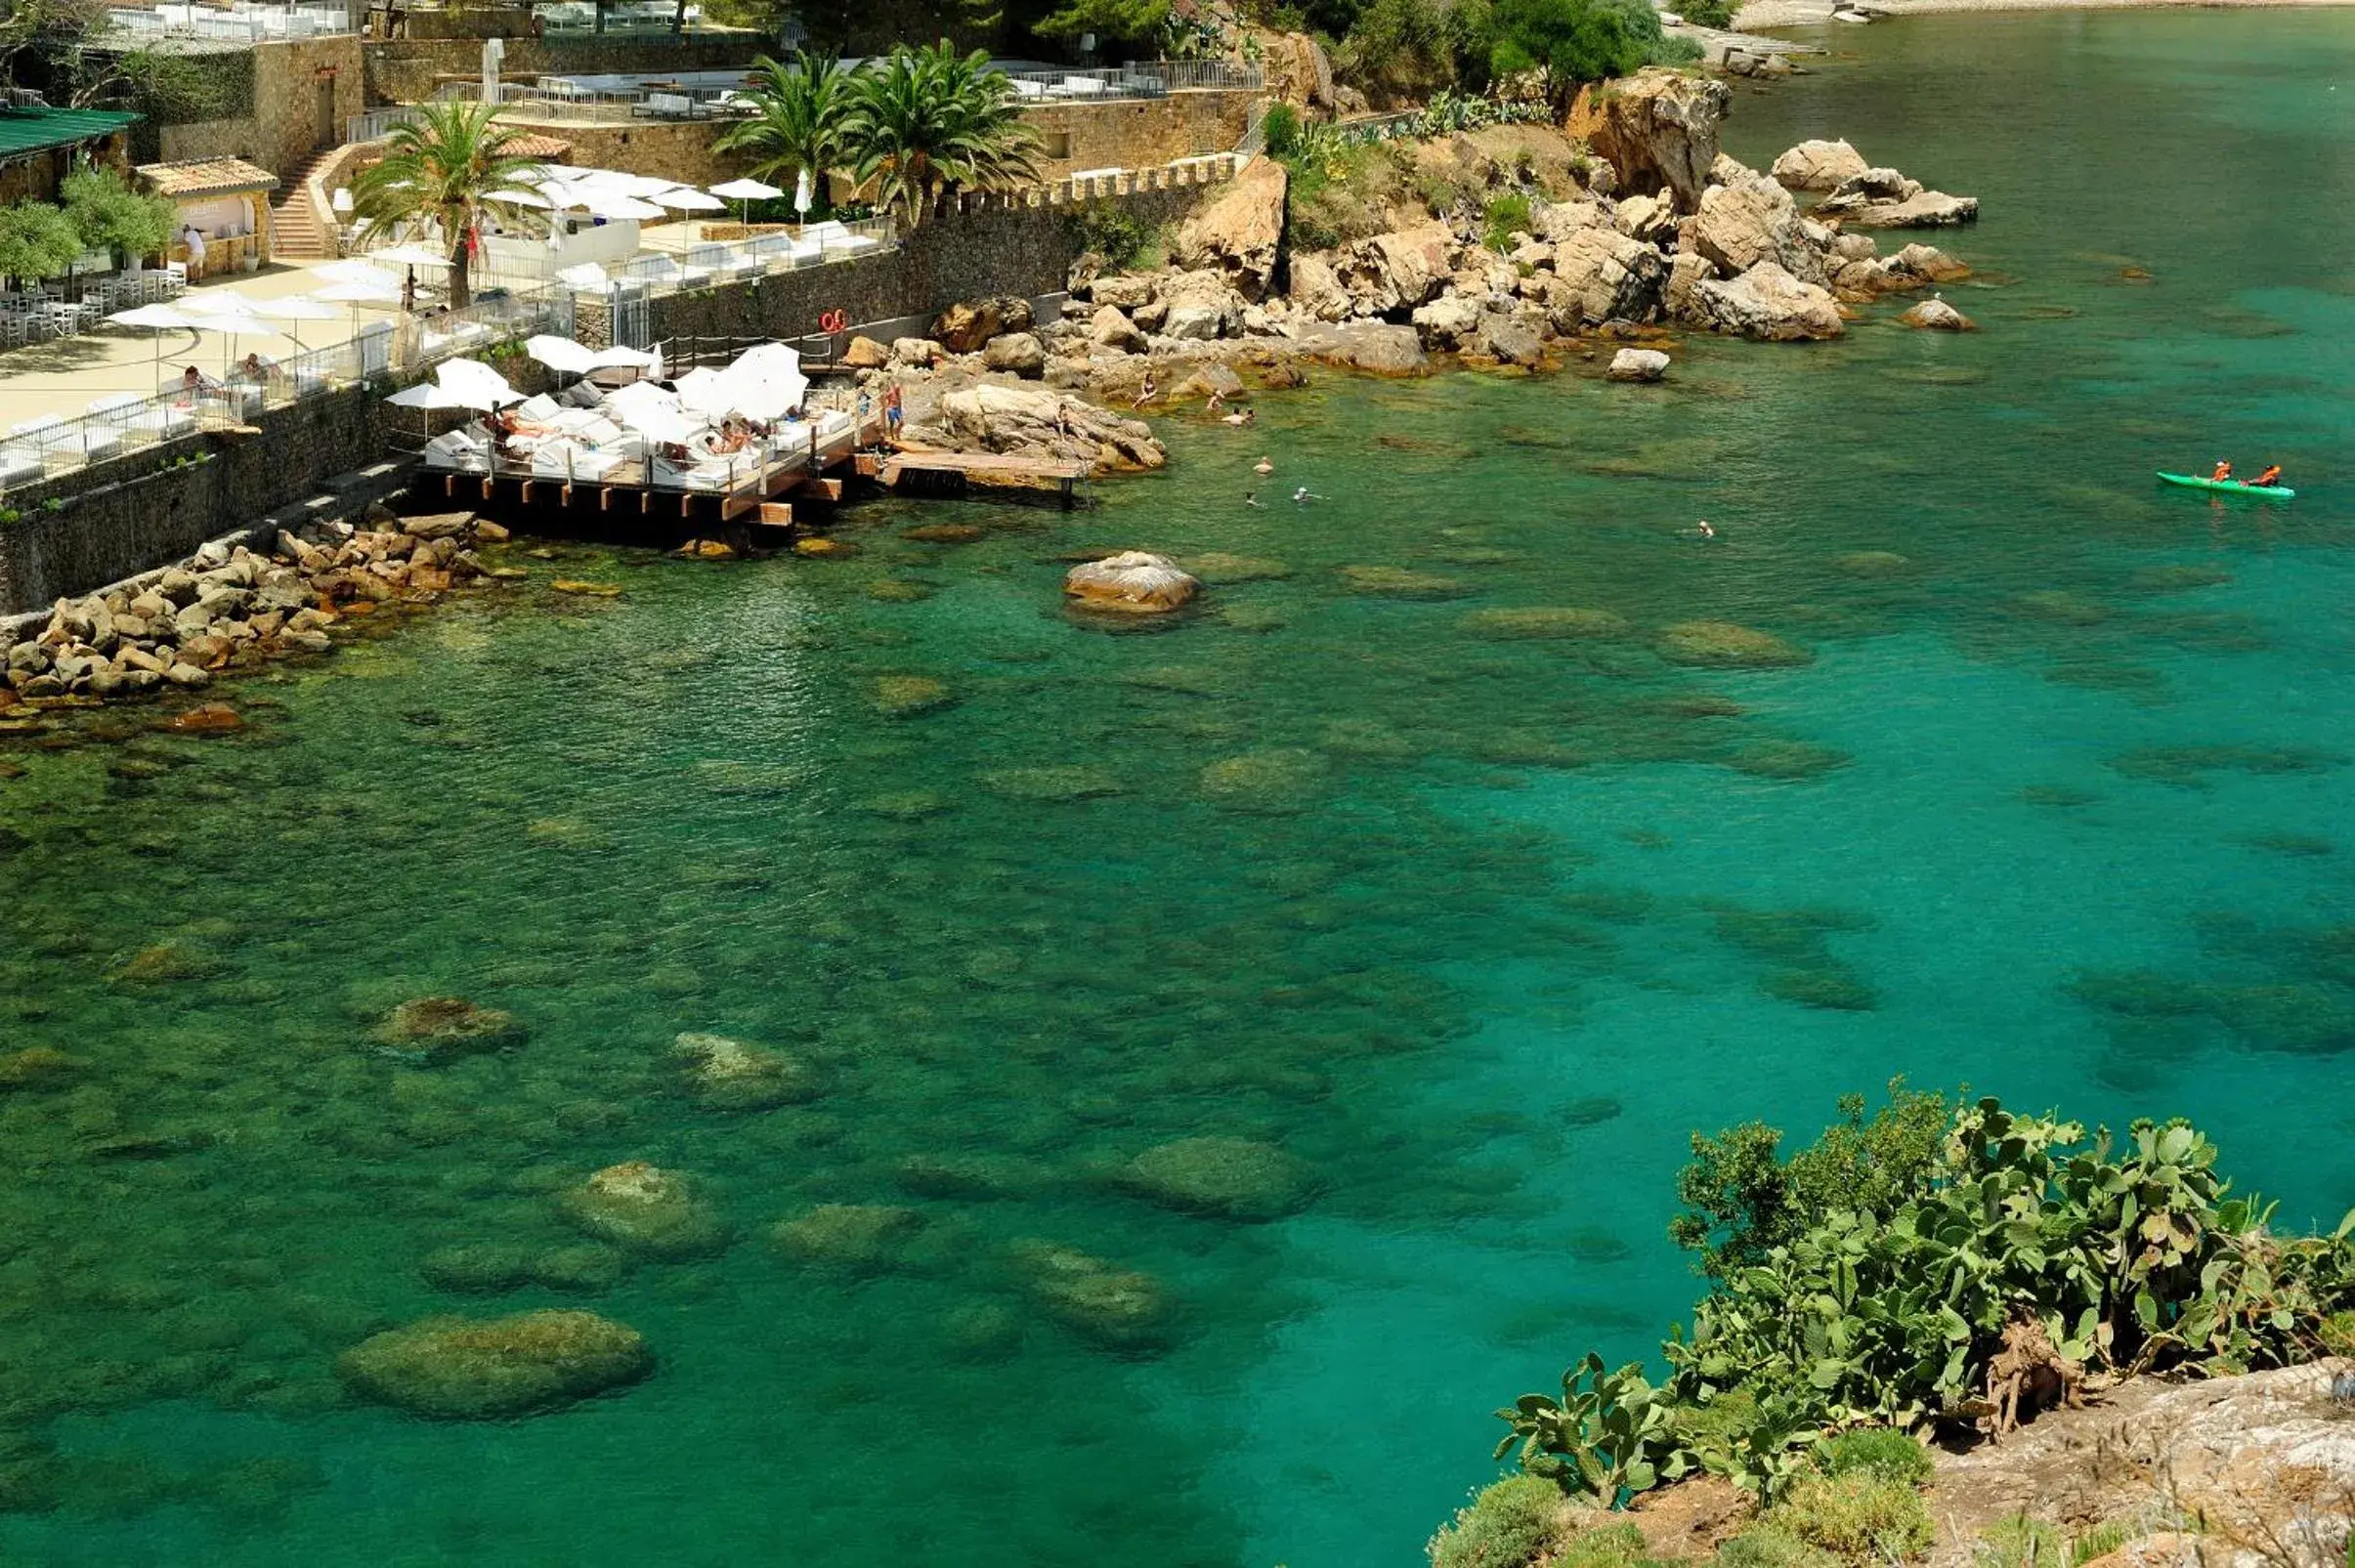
[840,71,1979,481]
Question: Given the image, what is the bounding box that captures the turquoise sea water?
[8,13,2355,1564]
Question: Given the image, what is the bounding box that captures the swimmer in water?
[1253,456,1273,475]
[1294,487,1325,503]
[1245,491,1262,507]
[1696,519,1717,539]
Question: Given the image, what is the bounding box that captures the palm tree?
[840,42,1043,229]
[351,100,545,310]
[712,53,853,216]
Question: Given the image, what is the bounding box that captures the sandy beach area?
[1735,0,2355,33]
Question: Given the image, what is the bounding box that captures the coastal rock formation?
[1159,269,1245,341]
[1090,304,1147,353]
[1171,155,1287,300]
[1327,222,1455,317]
[1608,348,1671,382]
[373,996,526,1064]
[1063,551,1200,614]
[929,296,1033,355]
[1819,169,1980,228]
[336,1310,651,1420]
[1009,1240,1175,1351]
[1657,620,1814,667]
[1691,175,1829,285]
[1771,139,1870,192]
[1293,320,1429,375]
[932,385,1166,475]
[981,331,1046,377]
[1118,1135,1317,1220]
[558,1162,729,1259]
[1902,297,1976,331]
[771,1204,928,1274]
[1568,67,1732,213]
[1690,262,1846,342]
[6,515,500,706]
[671,1031,817,1110]
[1542,227,1667,328]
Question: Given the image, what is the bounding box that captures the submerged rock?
[1463,607,1632,641]
[0,1046,77,1090]
[1341,565,1472,599]
[1656,620,1813,668]
[771,1204,927,1274]
[873,674,956,717]
[1009,1240,1176,1352]
[979,766,1125,802]
[336,1310,651,1420]
[1063,552,1201,615]
[1118,1135,1317,1221]
[373,997,527,1064]
[1199,749,1328,814]
[559,1162,729,1259]
[672,1032,818,1111]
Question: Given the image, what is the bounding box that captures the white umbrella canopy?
[567,191,664,221]
[314,278,402,303]
[525,333,596,374]
[386,380,466,408]
[106,304,198,390]
[650,187,724,212]
[602,378,699,444]
[708,178,782,200]
[311,259,405,287]
[436,358,520,411]
[588,344,663,372]
[366,242,457,269]
[486,187,553,208]
[253,295,340,322]
[671,365,738,419]
[555,262,609,290]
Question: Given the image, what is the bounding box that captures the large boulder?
[1169,156,1287,301]
[672,1031,818,1110]
[935,385,1167,475]
[1090,305,1147,353]
[1771,139,1870,192]
[1688,261,1846,342]
[1326,222,1456,316]
[1064,551,1201,614]
[1157,269,1244,341]
[930,296,1034,354]
[981,331,1047,377]
[1530,198,1607,242]
[1664,251,1718,318]
[1608,348,1671,382]
[1835,189,1981,229]
[1292,320,1429,375]
[1285,252,1354,322]
[1690,175,1829,286]
[1473,311,1546,366]
[1410,293,1484,348]
[559,1162,730,1259]
[337,1310,651,1420]
[1568,67,1732,214]
[1543,227,1667,328]
[372,996,526,1065]
[1901,297,1976,331]
[1887,241,1971,284]
[1248,27,1334,110]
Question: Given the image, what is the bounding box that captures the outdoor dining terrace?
[103,0,353,39]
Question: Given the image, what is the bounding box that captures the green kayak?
[2157,471,2296,499]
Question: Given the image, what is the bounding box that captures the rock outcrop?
[337,1310,651,1419]
[1568,68,1733,213]
[1608,348,1671,382]
[559,1162,729,1259]
[1819,169,1980,228]
[1117,1136,1317,1221]
[1543,227,1667,328]
[929,296,1033,355]
[1771,139,1870,192]
[932,385,1167,475]
[1901,297,1975,331]
[1170,155,1288,301]
[1690,262,1846,342]
[672,1032,817,1110]
[373,996,526,1065]
[1690,175,1828,285]
[1063,551,1201,614]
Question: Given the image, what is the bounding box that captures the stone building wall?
[493,114,752,187]
[0,392,388,614]
[152,39,366,177]
[1023,91,1256,179]
[362,33,761,104]
[574,182,1218,351]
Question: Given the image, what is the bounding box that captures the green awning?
[0,106,142,164]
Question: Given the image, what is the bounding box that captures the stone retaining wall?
[0,391,388,615]
[362,33,761,105]
[576,184,1217,352]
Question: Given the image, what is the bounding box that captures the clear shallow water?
[9,13,2355,1564]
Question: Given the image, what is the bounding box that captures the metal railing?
[0,290,569,498]
[105,1,353,38]
[1003,59,1263,102]
[531,219,900,305]
[347,106,419,143]
[419,400,867,497]
[427,78,747,123]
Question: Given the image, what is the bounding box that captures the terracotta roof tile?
[136,156,279,197]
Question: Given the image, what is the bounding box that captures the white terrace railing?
[347,105,418,143]
[106,1,353,39]
[0,290,571,499]
[1002,59,1263,103]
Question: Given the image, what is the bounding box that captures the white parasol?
[649,187,725,212]
[524,333,596,374]
[107,303,198,390]
[435,358,520,411]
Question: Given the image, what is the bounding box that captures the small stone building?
[0,106,141,206]
[137,157,281,278]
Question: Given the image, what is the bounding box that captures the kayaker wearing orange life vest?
[2252,464,2283,487]
[2210,459,2234,483]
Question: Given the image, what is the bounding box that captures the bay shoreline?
[1735,0,2355,31]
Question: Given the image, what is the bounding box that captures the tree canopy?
[61,163,176,264]
[1484,0,1646,113]
[350,100,544,309]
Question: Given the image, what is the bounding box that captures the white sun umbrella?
[566,191,665,221]
[650,187,725,212]
[314,275,404,340]
[588,344,663,371]
[107,303,199,390]
[249,293,341,356]
[485,187,553,209]
[436,358,520,412]
[368,242,456,268]
[709,176,783,223]
[603,378,700,445]
[176,301,278,377]
[386,380,465,408]
[311,258,404,287]
[671,364,740,420]
[525,333,596,375]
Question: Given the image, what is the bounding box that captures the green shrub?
[1263,101,1305,159]
[1556,1522,1669,1568]
[1818,1429,1933,1488]
[1679,0,1734,22]
[1482,192,1533,252]
[1975,1516,2066,1568]
[1767,1473,1935,1566]
[1429,1474,1573,1568]
[1717,1527,1843,1568]
[1070,204,1153,271]
[2319,1309,2355,1357]
[2069,1521,2130,1565]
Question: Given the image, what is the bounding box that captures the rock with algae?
[1656,620,1812,668]
[1063,552,1200,615]
[979,766,1125,802]
[372,997,527,1065]
[0,1047,78,1090]
[771,1204,928,1275]
[1009,1241,1176,1352]
[1462,607,1632,641]
[872,675,955,718]
[558,1162,730,1259]
[336,1310,651,1420]
[672,1032,818,1111]
[1198,749,1328,814]
[1340,565,1474,600]
[1117,1135,1317,1221]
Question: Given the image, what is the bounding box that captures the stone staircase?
[270,148,337,261]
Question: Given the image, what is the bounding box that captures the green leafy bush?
[1483,1091,2355,1515]
[1974,1515,2067,1568]
[1482,193,1533,252]
[1817,1429,1933,1488]
[1766,1472,1935,1565]
[1556,1522,1669,1568]
[1263,102,1305,159]
[1070,203,1155,271]
[1428,1473,1574,1568]
[1484,0,1646,114]
[1716,1527,1842,1568]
